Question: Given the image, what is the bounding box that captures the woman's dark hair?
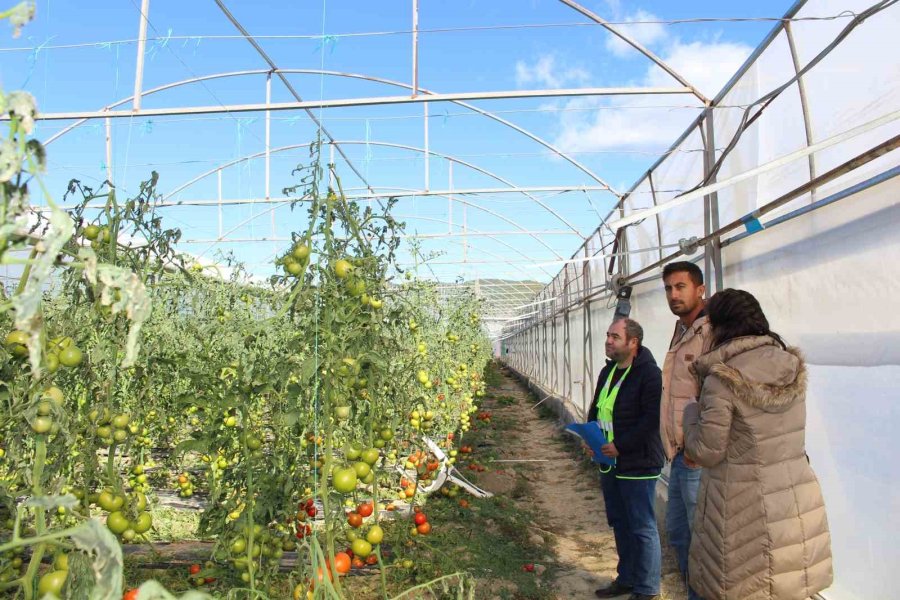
[707,288,786,349]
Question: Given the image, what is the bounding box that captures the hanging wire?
[0,11,863,53]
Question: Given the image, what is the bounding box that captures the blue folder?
[565,421,615,467]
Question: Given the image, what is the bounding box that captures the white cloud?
[515,54,589,89]
[552,39,753,153]
[605,9,669,57]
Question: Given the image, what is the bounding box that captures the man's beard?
[669,299,696,316]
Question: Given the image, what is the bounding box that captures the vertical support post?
[217,169,223,240]
[132,0,151,111]
[581,245,594,416]
[703,107,724,292]
[551,281,558,396]
[785,21,817,203]
[648,171,664,262]
[563,268,572,404]
[104,115,113,183]
[411,0,419,95]
[542,321,547,390]
[462,198,467,264]
[424,104,430,192]
[265,72,274,254]
[448,161,452,235]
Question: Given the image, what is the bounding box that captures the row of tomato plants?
[0,151,490,600]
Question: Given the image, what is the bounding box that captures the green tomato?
[133,512,152,534]
[351,538,372,558]
[346,278,366,297]
[231,537,247,555]
[106,511,130,535]
[333,258,353,279]
[43,386,64,407]
[4,330,28,357]
[132,492,147,512]
[332,467,358,494]
[98,490,124,512]
[83,225,101,240]
[360,448,380,466]
[112,414,130,429]
[31,416,53,434]
[292,243,310,261]
[366,525,384,545]
[58,346,83,368]
[53,553,68,571]
[345,443,363,461]
[37,570,67,598]
[353,462,371,478]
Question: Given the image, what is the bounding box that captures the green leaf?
[173,437,209,458]
[298,355,318,380]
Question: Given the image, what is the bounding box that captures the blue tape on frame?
[742,216,764,233]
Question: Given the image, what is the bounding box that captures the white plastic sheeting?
[501,1,900,598]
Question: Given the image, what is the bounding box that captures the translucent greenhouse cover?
[0,1,898,598]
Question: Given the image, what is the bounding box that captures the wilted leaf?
[24,493,78,511]
[69,519,123,600]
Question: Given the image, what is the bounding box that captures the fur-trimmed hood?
[691,335,807,411]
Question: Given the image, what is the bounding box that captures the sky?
[0,0,800,284]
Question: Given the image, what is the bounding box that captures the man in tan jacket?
[660,262,711,600]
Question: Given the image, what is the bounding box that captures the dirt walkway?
[478,365,688,600]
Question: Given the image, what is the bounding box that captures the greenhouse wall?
[501,1,899,598]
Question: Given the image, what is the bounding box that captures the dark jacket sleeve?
[613,365,663,453]
[586,364,610,423]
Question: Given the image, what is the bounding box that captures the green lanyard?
[596,364,631,443]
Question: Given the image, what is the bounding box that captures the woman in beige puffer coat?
[683,289,832,600]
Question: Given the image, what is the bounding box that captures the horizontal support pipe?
[624,133,900,283]
[178,230,577,244]
[7,87,694,121]
[502,143,900,339]
[720,164,900,248]
[35,185,615,211]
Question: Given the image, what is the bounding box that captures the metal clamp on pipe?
[679,236,700,255]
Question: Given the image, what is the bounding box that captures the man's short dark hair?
[615,317,644,347]
[662,261,704,287]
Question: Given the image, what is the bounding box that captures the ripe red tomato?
[333,552,351,575]
[357,502,374,518]
[523,563,535,573]
[188,564,201,575]
[416,522,432,535]
[347,512,363,528]
[413,513,428,526]
[351,557,365,569]
[306,506,317,517]
[365,554,378,566]
[123,590,139,600]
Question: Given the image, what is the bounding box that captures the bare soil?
[478,365,688,600]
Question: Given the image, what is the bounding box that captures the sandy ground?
[480,365,688,600]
